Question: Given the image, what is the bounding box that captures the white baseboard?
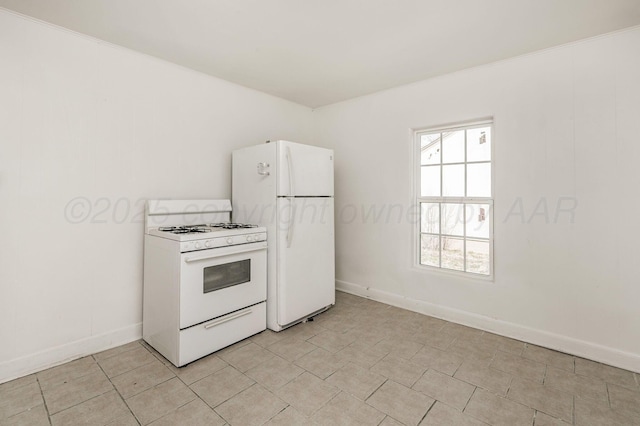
[0,323,142,384]
[336,280,640,373]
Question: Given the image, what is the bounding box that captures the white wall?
[0,9,314,383]
[314,27,640,372]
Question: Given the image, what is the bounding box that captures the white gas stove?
[143,199,267,367]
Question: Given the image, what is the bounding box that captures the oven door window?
[203,259,251,293]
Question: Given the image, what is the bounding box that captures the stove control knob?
[226,238,233,245]
[195,242,201,249]
[246,235,253,242]
[204,240,211,248]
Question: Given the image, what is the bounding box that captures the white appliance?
[143,199,267,367]
[232,140,335,331]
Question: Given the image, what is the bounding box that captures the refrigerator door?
[277,141,334,197]
[276,197,335,326]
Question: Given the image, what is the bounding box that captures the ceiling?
[1,0,640,108]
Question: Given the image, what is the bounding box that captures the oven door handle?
[184,244,265,263]
[203,307,253,329]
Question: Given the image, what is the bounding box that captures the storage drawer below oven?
[177,302,266,366]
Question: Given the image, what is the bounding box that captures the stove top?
[157,223,258,235]
[148,222,266,244]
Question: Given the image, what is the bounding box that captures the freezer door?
[276,197,335,326]
[232,143,277,224]
[277,141,334,197]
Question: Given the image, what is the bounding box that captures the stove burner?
[158,226,210,234]
[210,223,258,229]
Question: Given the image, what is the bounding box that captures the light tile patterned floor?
[2,291,640,425]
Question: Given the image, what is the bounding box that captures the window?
[416,121,493,276]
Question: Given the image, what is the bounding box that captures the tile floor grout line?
[34,374,53,426]
[42,369,117,419]
[55,392,123,423]
[264,403,291,424]
[462,386,478,412]
[210,382,259,424]
[364,378,388,402]
[172,365,206,387]
[451,357,464,376]
[163,394,204,422]
[93,351,142,425]
[127,374,176,401]
[374,415,387,426]
[106,358,157,383]
[505,376,514,397]
[418,398,436,425]
[307,387,342,419]
[39,355,103,389]
[413,367,431,388]
[94,341,142,363]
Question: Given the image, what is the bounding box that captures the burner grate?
[158,226,210,234]
[210,223,258,230]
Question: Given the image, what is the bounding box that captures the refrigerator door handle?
[286,198,295,248]
[286,145,294,195]
[257,162,270,176]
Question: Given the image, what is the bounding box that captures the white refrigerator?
[232,140,335,331]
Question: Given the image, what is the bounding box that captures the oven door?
[179,241,267,329]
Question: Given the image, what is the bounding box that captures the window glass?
[420,203,440,234]
[467,163,491,197]
[467,127,491,162]
[442,131,465,164]
[420,234,440,267]
[442,164,465,196]
[441,203,464,236]
[466,204,490,239]
[466,240,490,275]
[441,237,464,271]
[421,166,441,197]
[421,133,441,165]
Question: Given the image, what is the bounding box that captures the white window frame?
[413,119,494,280]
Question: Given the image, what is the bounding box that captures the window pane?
[420,203,439,234]
[441,237,464,271]
[442,130,465,164]
[441,203,464,236]
[442,164,464,196]
[466,204,490,239]
[421,133,441,165]
[421,165,440,197]
[466,240,490,275]
[467,127,491,162]
[420,234,439,267]
[467,163,491,197]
